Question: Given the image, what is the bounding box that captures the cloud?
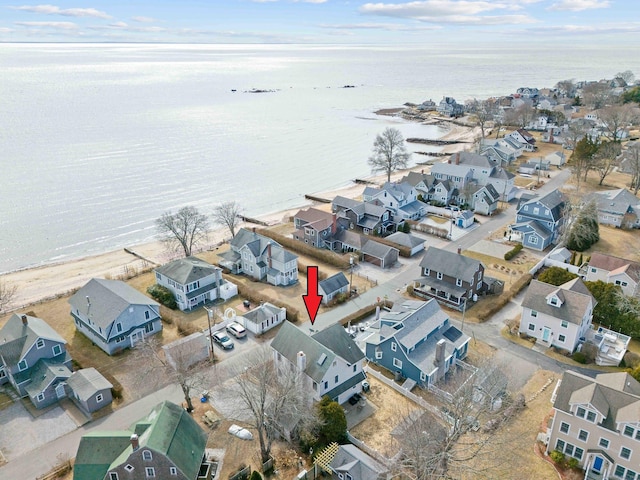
[0,27,14,33]
[547,0,610,11]
[319,22,442,31]
[14,20,78,29]
[359,1,537,24]
[131,16,156,23]
[525,22,640,34]
[88,21,166,33]
[10,4,112,19]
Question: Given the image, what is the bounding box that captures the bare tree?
[594,141,622,185]
[560,198,599,251]
[0,278,17,314]
[555,79,576,98]
[615,70,635,85]
[155,206,209,257]
[467,99,495,140]
[225,346,316,463]
[624,142,640,195]
[583,82,612,109]
[212,201,242,239]
[598,104,638,142]
[505,103,534,128]
[564,121,587,151]
[368,127,411,182]
[135,336,208,413]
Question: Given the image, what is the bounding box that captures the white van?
[226,321,247,339]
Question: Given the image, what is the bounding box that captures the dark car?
[212,331,234,350]
[348,393,362,405]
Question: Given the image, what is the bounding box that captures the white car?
[226,321,247,339]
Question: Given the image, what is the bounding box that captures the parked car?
[226,321,247,339]
[212,331,234,350]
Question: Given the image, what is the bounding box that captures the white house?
[520,278,595,353]
[585,252,640,298]
[240,302,286,335]
[318,272,350,305]
[154,256,237,311]
[545,151,566,166]
[271,322,366,405]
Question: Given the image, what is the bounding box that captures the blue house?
[509,189,567,251]
[364,299,470,387]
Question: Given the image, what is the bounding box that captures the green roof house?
[74,401,209,480]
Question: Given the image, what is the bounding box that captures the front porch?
[413,279,469,311]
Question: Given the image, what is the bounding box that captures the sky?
[0,0,638,45]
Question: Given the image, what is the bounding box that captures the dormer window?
[456,279,462,287]
[36,338,45,349]
[550,297,558,306]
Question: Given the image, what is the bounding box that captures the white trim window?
[391,342,397,352]
[109,473,119,480]
[170,467,177,476]
[143,450,152,461]
[393,358,403,369]
[36,338,45,349]
[145,467,156,478]
[37,393,45,402]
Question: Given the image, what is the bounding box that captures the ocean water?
[0,43,637,273]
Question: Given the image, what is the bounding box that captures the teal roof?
[73,432,132,480]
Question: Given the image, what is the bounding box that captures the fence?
[346,432,392,467]
[228,465,251,480]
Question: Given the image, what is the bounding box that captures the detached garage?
[385,232,425,256]
[362,240,399,269]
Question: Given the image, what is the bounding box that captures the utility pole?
[203,306,215,362]
[349,256,354,297]
[460,296,468,333]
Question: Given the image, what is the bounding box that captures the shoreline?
[1,119,475,311]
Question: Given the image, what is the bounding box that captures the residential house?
[363,182,427,221]
[327,444,389,480]
[399,171,436,201]
[430,179,458,205]
[154,256,237,311]
[318,272,350,305]
[66,367,113,415]
[384,231,425,256]
[546,151,566,166]
[241,302,286,335]
[618,141,639,174]
[516,87,539,99]
[73,401,211,480]
[271,322,366,405]
[162,332,210,370]
[518,160,550,175]
[455,210,475,228]
[70,278,162,355]
[415,246,486,310]
[218,228,298,286]
[361,240,399,269]
[332,196,394,235]
[509,189,567,251]
[519,278,595,353]
[0,313,72,409]
[547,370,640,480]
[292,207,339,248]
[480,142,517,166]
[431,155,476,190]
[364,299,470,386]
[325,229,367,253]
[585,252,640,298]
[436,96,464,117]
[470,184,500,216]
[506,128,537,151]
[586,188,640,229]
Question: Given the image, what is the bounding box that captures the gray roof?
[231,228,297,263]
[511,219,552,239]
[520,189,566,219]
[400,171,435,190]
[385,232,425,249]
[312,323,364,365]
[521,279,594,325]
[154,256,220,285]
[587,188,640,215]
[330,230,366,250]
[69,278,159,330]
[243,302,284,325]
[24,359,72,397]
[0,314,66,365]
[450,151,498,168]
[318,272,349,296]
[419,247,484,281]
[330,444,387,480]
[67,368,113,402]
[362,240,399,259]
[390,299,450,351]
[553,370,640,432]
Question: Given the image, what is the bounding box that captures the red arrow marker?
[303,266,323,325]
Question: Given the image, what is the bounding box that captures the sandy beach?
[1,119,475,310]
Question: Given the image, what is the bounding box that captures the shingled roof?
[521,278,594,325]
[419,246,484,282]
[155,256,220,285]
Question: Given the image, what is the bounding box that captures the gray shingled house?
[66,367,113,414]
[240,302,286,335]
[361,240,399,269]
[318,272,350,305]
[384,231,425,256]
[69,278,161,355]
[328,444,389,480]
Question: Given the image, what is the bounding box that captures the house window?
[599,438,609,449]
[437,272,443,280]
[556,439,565,452]
[334,375,339,384]
[560,422,570,434]
[530,236,538,245]
[561,320,568,328]
[143,450,152,461]
[96,393,104,403]
[170,467,177,475]
[312,382,317,391]
[391,342,397,352]
[145,467,156,477]
[125,465,134,472]
[116,323,122,333]
[145,323,154,333]
[591,268,597,273]
[456,278,462,287]
[53,344,62,355]
[420,372,427,382]
[425,268,430,276]
[110,473,119,480]
[586,411,596,422]
[621,447,631,460]
[375,351,382,360]
[324,381,328,390]
[0,369,5,379]
[550,297,558,306]
[578,430,588,442]
[37,393,45,402]
[393,358,402,369]
[576,407,585,418]
[18,360,28,371]
[574,447,584,460]
[625,470,637,480]
[615,466,625,478]
[528,323,535,331]
[531,310,538,318]
[477,281,482,289]
[145,311,150,320]
[558,335,566,342]
[624,426,634,437]
[353,364,357,373]
[36,338,45,349]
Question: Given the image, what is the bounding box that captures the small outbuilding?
[384,231,426,256]
[361,240,399,269]
[318,272,350,304]
[67,367,113,415]
[241,302,286,335]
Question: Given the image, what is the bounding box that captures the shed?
[361,240,399,269]
[67,367,113,414]
[318,272,350,304]
[241,302,286,335]
[162,331,210,369]
[384,232,425,256]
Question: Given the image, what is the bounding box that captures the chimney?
[332,213,337,234]
[455,153,460,165]
[297,351,306,371]
[434,339,446,369]
[447,156,451,164]
[130,434,139,451]
[457,245,461,254]
[267,243,272,268]
[21,315,28,326]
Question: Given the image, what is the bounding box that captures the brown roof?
[589,252,640,283]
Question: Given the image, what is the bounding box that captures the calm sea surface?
[1,43,637,273]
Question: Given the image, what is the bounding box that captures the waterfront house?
[585,252,640,298]
[325,229,367,253]
[361,240,399,269]
[436,96,464,117]
[399,171,437,200]
[74,401,211,480]
[509,189,567,251]
[218,228,298,286]
[332,196,394,235]
[292,207,339,248]
[520,278,595,353]
[362,182,427,221]
[506,128,537,151]
[318,272,350,305]
[414,246,486,310]
[154,256,237,311]
[364,299,470,387]
[546,370,640,479]
[70,278,162,355]
[585,188,640,229]
[240,302,286,335]
[271,322,366,405]
[430,179,457,205]
[0,313,72,409]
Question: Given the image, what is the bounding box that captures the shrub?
[249,472,263,480]
[176,319,199,337]
[572,351,587,364]
[147,284,177,309]
[504,244,523,261]
[339,301,392,327]
[567,457,579,469]
[550,450,565,465]
[623,351,640,369]
[537,266,578,286]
